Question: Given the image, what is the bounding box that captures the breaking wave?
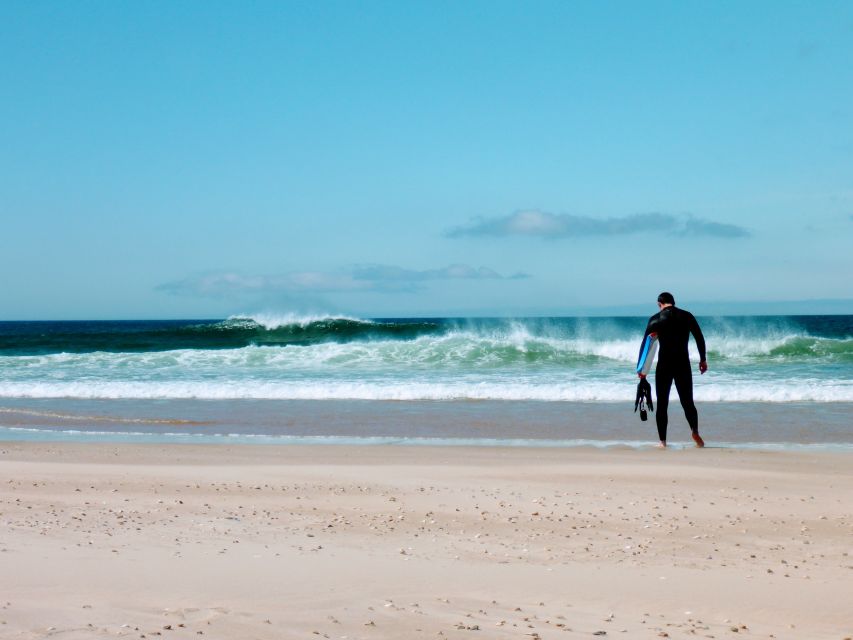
[1,315,851,403]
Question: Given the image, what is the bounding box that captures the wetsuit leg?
[673,366,699,432]
[654,367,675,442]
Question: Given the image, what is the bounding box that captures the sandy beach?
[1,443,851,639]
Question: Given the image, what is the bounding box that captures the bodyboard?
[636,334,658,375]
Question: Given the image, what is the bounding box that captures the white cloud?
[446,210,751,239]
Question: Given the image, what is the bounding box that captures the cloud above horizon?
[158,264,529,298]
[445,210,751,239]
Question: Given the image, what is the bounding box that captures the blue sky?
[2,1,852,319]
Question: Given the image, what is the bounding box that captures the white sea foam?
[0,379,850,402]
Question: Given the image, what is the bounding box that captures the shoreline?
[5,432,853,452]
[0,436,853,459]
[2,442,852,639]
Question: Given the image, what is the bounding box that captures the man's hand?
[638,372,646,379]
[699,361,708,374]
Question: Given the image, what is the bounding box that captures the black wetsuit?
[638,306,706,442]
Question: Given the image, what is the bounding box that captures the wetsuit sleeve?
[689,313,706,362]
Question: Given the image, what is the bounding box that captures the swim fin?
[634,378,654,421]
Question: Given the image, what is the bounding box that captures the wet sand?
[3,399,853,446]
[1,443,851,639]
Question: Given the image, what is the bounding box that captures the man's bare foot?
[692,432,705,448]
[657,441,667,448]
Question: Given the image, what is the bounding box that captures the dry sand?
[1,442,851,639]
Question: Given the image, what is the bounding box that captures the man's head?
[657,292,675,308]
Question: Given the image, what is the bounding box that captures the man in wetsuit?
[638,292,708,448]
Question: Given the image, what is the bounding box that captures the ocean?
[1,314,851,449]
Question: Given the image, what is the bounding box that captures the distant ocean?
[1,315,851,448]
